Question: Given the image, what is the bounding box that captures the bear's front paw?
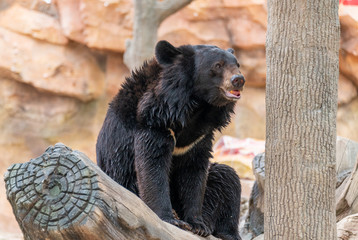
[163,217,192,231]
[187,218,212,237]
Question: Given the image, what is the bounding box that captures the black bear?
[96,40,245,240]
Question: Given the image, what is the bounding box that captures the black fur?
[97,40,242,240]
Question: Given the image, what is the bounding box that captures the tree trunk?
[265,0,340,239]
[123,0,193,70]
[4,143,218,240]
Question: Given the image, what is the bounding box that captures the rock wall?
[0,0,357,237]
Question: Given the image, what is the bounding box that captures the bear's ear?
[155,40,182,65]
[227,48,235,54]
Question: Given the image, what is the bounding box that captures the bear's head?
[155,40,245,107]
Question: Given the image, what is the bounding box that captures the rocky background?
[0,0,357,237]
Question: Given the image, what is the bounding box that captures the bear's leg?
[203,163,242,240]
[134,128,191,230]
[170,152,211,236]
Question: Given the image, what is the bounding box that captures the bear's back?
[109,59,162,125]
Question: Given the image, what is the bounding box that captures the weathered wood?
[336,154,358,222]
[337,213,358,240]
[4,143,218,240]
[242,153,264,238]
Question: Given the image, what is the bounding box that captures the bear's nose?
[231,75,245,88]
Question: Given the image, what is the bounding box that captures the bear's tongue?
[229,90,241,97]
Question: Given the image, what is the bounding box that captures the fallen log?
[337,213,358,240]
[4,143,218,240]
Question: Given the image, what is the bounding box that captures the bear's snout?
[230,75,245,88]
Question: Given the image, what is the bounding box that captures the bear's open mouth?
[224,89,241,100]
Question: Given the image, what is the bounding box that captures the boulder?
[236,49,266,87]
[226,1,267,50]
[0,27,105,101]
[0,4,68,44]
[339,6,358,87]
[0,78,81,138]
[1,0,59,17]
[55,0,86,44]
[338,74,358,105]
[158,17,231,49]
[56,0,133,52]
[80,0,133,52]
[337,98,358,142]
[228,17,266,50]
[171,0,267,23]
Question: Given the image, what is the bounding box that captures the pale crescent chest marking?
[168,128,206,156]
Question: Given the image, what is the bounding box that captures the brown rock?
[236,49,266,87]
[1,0,59,17]
[227,1,267,50]
[56,0,86,43]
[0,27,105,101]
[158,17,231,49]
[159,0,267,50]
[339,7,358,87]
[0,4,68,45]
[177,0,267,22]
[228,17,266,50]
[106,53,130,99]
[79,0,133,52]
[0,77,80,236]
[337,98,358,142]
[338,74,358,105]
[0,78,81,136]
[57,0,133,52]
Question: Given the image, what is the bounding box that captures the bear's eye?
[215,63,222,69]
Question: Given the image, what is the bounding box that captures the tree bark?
[265,0,340,239]
[4,143,218,240]
[123,0,193,70]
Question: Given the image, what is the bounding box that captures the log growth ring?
[4,143,99,231]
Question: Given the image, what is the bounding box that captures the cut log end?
[4,143,98,237]
[4,143,219,240]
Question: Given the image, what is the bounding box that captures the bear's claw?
[164,218,192,231]
[188,220,212,237]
